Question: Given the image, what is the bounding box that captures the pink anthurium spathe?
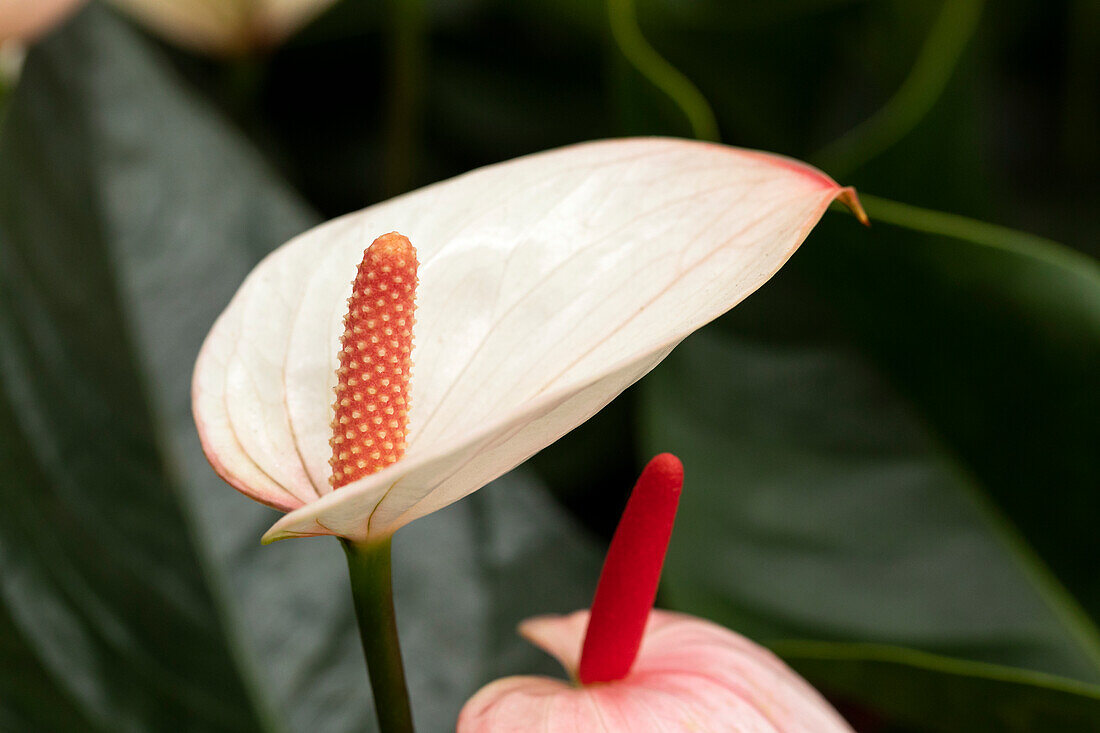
[457,454,853,732]
[460,610,853,732]
[192,137,867,544]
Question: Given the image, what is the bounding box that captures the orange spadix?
[329,232,418,489]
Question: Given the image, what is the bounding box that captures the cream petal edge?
[517,610,591,678]
[192,275,306,513]
[262,342,675,542]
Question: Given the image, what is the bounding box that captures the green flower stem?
[343,538,415,733]
[812,0,985,176]
[382,0,425,197]
[607,0,719,142]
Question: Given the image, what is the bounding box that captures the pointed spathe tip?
[260,526,299,544]
[837,187,870,227]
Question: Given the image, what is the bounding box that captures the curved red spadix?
[579,453,683,684]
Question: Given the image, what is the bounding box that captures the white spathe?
[192,137,865,542]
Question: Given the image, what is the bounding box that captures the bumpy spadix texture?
[192,138,867,542]
[330,233,417,488]
[458,611,854,733]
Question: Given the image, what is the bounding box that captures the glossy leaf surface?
[0,8,600,730]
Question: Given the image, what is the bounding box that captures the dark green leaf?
[639,210,1100,725]
[644,330,1100,680]
[0,6,600,731]
[807,202,1100,619]
[0,6,295,730]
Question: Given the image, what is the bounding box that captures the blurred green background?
[0,0,1098,731]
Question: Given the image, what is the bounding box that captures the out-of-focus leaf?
[808,201,1100,619]
[256,0,610,216]
[811,0,985,177]
[0,7,286,731]
[0,404,119,732]
[0,6,600,731]
[644,331,1100,680]
[201,466,602,733]
[529,389,640,538]
[608,0,1100,719]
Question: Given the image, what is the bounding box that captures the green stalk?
[342,538,415,733]
[812,0,985,176]
[607,0,719,142]
[382,0,425,197]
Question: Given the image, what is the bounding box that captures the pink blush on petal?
[458,610,853,733]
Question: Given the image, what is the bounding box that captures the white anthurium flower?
[192,137,866,544]
[108,0,337,54]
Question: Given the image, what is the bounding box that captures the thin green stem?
[856,193,1100,281]
[607,0,719,142]
[343,538,415,733]
[774,639,1100,697]
[1063,0,1100,170]
[382,0,425,197]
[813,0,984,176]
